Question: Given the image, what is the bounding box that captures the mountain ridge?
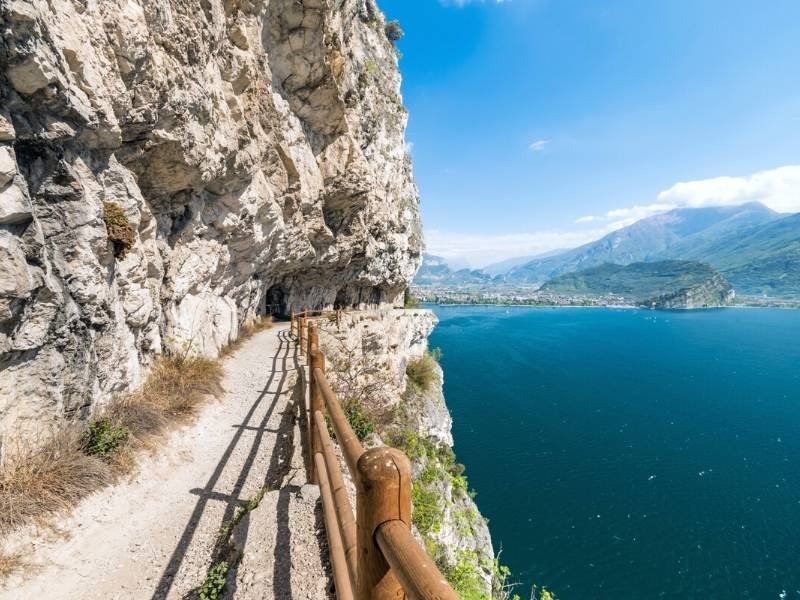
[504,202,782,284]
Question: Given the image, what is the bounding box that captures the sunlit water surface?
[428,306,800,599]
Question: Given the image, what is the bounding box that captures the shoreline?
[424,302,800,311]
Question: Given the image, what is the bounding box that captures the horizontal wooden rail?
[314,451,355,600]
[291,311,458,600]
[376,520,460,600]
[314,368,365,480]
[314,409,358,585]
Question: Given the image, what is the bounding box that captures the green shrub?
[405,348,442,394]
[412,480,442,536]
[102,201,135,258]
[403,288,420,309]
[342,398,376,441]
[385,19,404,43]
[199,560,229,600]
[441,551,487,600]
[83,418,129,457]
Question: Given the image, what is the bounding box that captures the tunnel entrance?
[334,288,349,310]
[264,285,288,317]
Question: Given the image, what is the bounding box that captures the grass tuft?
[0,428,112,537]
[0,550,24,580]
[405,348,442,394]
[341,398,376,442]
[107,354,224,447]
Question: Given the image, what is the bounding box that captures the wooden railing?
[290,310,459,600]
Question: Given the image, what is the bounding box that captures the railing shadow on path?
[226,330,305,599]
[151,329,297,600]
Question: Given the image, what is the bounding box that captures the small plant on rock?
[405,348,442,394]
[342,398,376,441]
[403,288,420,309]
[102,201,134,258]
[83,418,129,457]
[385,19,404,43]
[199,560,229,600]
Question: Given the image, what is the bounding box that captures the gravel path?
[1,325,330,599]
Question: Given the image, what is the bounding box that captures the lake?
[428,306,800,599]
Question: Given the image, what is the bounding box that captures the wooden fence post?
[307,321,317,365]
[356,447,412,600]
[299,315,307,353]
[308,342,325,484]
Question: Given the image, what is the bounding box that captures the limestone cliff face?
[0,0,421,441]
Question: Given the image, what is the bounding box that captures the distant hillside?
[540,261,735,308]
[414,254,491,286]
[505,203,781,284]
[681,212,800,297]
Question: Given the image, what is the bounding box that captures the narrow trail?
[2,325,330,599]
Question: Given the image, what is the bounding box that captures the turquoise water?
[428,306,800,599]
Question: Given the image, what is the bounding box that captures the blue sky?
[380,0,800,267]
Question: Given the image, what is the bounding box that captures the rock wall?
[318,309,497,598]
[0,0,421,441]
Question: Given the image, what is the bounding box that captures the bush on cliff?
[403,288,420,308]
[405,348,442,394]
[102,201,135,258]
[385,19,404,43]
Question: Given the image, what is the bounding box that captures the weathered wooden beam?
[377,520,460,600]
[315,451,356,600]
[314,410,358,585]
[355,447,412,600]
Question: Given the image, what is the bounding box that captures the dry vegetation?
[0,317,273,581]
[405,348,442,394]
[108,354,224,447]
[0,551,23,580]
[0,427,112,537]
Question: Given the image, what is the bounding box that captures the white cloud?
[577,164,800,224]
[529,139,548,152]
[425,226,617,268]
[656,165,800,213]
